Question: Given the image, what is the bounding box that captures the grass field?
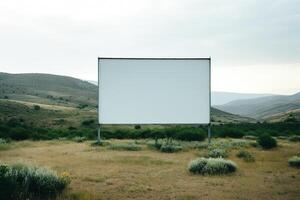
[0,139,299,200]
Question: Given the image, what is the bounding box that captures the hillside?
[264,108,300,123]
[216,92,300,120]
[210,107,255,123]
[0,72,254,127]
[211,91,273,105]
[0,72,97,107]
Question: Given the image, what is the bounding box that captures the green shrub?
[243,135,257,140]
[91,140,110,147]
[174,128,206,141]
[134,125,141,129]
[0,162,70,199]
[148,139,183,153]
[188,157,237,175]
[147,140,162,150]
[108,143,142,151]
[81,119,95,127]
[257,134,277,149]
[277,136,289,140]
[0,138,6,144]
[72,136,87,143]
[236,150,255,162]
[160,143,183,153]
[288,156,300,168]
[208,148,228,158]
[249,141,259,147]
[33,105,40,110]
[0,138,10,151]
[289,135,300,142]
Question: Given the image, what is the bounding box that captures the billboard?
[98,58,210,124]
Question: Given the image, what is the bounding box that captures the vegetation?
[257,134,277,149]
[0,138,10,151]
[289,135,300,142]
[207,148,228,158]
[108,143,142,151]
[288,156,300,168]
[33,105,40,110]
[0,139,299,199]
[188,157,237,175]
[0,162,70,200]
[243,135,257,140]
[148,139,183,153]
[236,150,255,162]
[160,142,183,153]
[72,136,87,143]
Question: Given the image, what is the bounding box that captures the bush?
[0,138,6,144]
[33,105,40,110]
[257,134,277,149]
[147,139,162,150]
[208,148,228,158]
[73,136,87,143]
[188,157,237,175]
[288,156,300,168]
[218,128,244,138]
[0,162,70,199]
[0,138,10,151]
[236,150,255,162]
[289,135,300,142]
[134,125,141,129]
[174,128,206,141]
[243,135,257,140]
[91,140,110,147]
[148,139,183,153]
[81,119,95,127]
[277,136,289,140]
[108,143,142,151]
[160,143,183,153]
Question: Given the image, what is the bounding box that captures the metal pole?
[208,123,211,144]
[97,58,101,143]
[97,124,101,143]
[208,57,211,144]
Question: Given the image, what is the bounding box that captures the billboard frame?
[97,57,211,142]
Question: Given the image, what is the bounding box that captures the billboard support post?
[208,124,211,144]
[97,58,101,143]
[97,124,101,143]
[208,57,212,144]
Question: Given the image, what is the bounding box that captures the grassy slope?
[211,107,255,123]
[216,92,300,120]
[0,72,97,107]
[0,99,96,128]
[265,108,300,123]
[0,139,299,200]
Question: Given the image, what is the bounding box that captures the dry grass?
[0,139,299,200]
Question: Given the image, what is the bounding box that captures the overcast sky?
[0,0,299,94]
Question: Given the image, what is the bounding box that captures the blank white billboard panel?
[98,58,210,124]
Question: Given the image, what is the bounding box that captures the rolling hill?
[0,72,254,127]
[216,92,300,120]
[0,72,97,107]
[211,91,273,105]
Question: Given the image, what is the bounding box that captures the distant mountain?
[0,72,252,124]
[216,92,300,120]
[0,72,97,107]
[212,91,273,105]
